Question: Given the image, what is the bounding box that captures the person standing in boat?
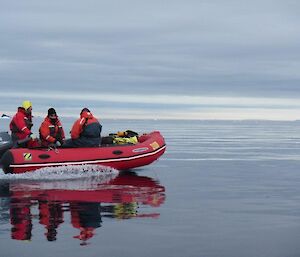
[39,108,65,147]
[64,108,102,147]
[10,100,39,148]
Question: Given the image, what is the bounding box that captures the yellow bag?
[113,136,138,145]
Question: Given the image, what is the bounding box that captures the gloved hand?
[28,122,33,130]
[55,141,61,147]
[30,134,37,140]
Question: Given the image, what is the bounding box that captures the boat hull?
[1,131,166,174]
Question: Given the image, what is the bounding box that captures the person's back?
[65,108,102,147]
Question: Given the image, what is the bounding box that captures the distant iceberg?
[0,114,10,119]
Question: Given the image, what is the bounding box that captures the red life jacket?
[39,116,65,147]
[71,110,100,140]
[10,107,32,140]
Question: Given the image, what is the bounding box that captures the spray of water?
[0,164,119,185]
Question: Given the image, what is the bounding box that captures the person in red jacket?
[64,108,102,147]
[10,100,38,148]
[39,108,65,147]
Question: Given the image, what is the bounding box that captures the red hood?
[44,116,59,124]
[80,110,94,119]
[17,107,26,114]
[17,107,32,118]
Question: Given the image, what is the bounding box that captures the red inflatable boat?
[1,131,166,174]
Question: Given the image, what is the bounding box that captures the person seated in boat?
[39,108,65,148]
[10,100,39,148]
[63,108,102,148]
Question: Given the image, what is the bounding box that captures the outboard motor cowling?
[0,132,13,158]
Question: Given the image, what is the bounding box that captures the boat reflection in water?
[0,171,165,245]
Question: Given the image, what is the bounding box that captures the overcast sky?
[1,0,300,120]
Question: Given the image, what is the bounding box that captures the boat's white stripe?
[10,145,166,168]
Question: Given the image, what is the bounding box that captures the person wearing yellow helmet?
[9,100,37,147]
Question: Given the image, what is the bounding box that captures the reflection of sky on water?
[1,119,300,256]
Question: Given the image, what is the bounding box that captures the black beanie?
[80,108,90,114]
[48,108,57,116]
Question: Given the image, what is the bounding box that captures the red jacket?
[71,110,100,140]
[10,107,32,140]
[39,117,65,147]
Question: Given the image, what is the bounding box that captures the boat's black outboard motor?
[0,132,13,159]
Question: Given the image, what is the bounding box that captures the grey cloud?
[0,0,300,99]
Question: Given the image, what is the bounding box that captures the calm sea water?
[1,119,300,257]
